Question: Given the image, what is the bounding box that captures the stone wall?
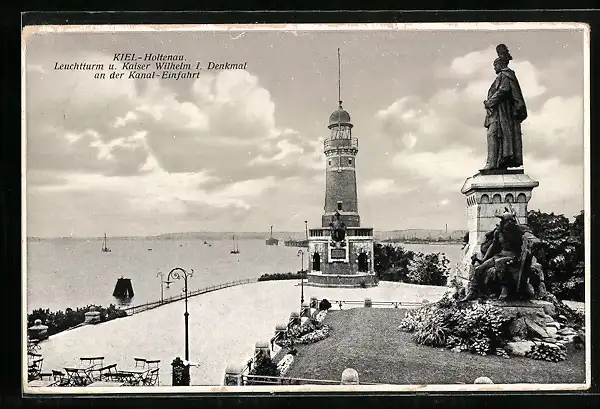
[306,272,377,287]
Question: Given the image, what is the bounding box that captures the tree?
[405,252,450,286]
[527,210,585,301]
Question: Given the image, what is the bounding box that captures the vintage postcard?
[22,22,590,394]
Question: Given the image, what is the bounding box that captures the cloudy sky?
[24,25,587,238]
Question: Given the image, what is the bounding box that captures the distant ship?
[230,234,240,254]
[265,226,279,246]
[101,233,111,253]
[284,238,308,248]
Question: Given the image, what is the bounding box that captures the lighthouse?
[306,49,377,288]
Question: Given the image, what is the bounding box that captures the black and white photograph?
[22,22,590,393]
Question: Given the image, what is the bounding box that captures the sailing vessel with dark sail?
[265,226,279,246]
[230,234,240,254]
[101,233,111,252]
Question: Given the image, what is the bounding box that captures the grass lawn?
[285,308,586,385]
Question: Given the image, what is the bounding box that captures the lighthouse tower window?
[328,159,332,166]
[337,201,343,211]
[348,158,352,165]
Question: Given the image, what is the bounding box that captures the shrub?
[27,304,127,337]
[374,243,450,286]
[400,297,510,356]
[258,272,307,282]
[405,252,450,286]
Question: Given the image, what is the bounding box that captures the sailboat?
[101,233,111,253]
[265,225,279,246]
[230,234,240,254]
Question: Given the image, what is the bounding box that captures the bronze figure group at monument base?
[460,207,546,303]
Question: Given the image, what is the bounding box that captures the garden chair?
[80,356,104,369]
[141,367,159,386]
[95,363,118,381]
[133,358,147,369]
[28,357,44,381]
[51,370,69,386]
[146,360,160,385]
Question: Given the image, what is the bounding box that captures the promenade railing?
[315,299,427,310]
[122,278,257,316]
[241,374,381,386]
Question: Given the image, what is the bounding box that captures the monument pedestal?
[453,169,539,284]
[306,227,377,288]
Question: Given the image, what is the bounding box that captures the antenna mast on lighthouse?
[338,47,342,107]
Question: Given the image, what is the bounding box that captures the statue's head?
[496,207,517,228]
[494,44,512,73]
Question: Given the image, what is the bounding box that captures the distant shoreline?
[27,231,467,242]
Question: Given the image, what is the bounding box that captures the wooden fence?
[121,278,257,315]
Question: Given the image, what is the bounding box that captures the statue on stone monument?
[460,207,545,302]
[329,211,346,243]
[482,44,528,171]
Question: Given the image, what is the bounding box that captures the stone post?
[275,324,287,340]
[171,356,190,386]
[84,306,101,325]
[289,312,300,326]
[300,302,311,318]
[255,341,270,359]
[341,368,359,385]
[28,319,49,340]
[364,298,372,308]
[224,364,245,386]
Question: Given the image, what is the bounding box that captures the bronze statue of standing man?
[483,44,528,170]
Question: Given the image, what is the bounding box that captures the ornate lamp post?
[165,267,193,361]
[297,250,305,309]
[156,271,172,304]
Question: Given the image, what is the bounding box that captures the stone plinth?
[223,364,245,386]
[28,319,49,340]
[453,170,538,282]
[307,228,377,288]
[84,307,101,325]
[305,272,377,288]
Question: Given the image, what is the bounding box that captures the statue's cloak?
[486,68,528,168]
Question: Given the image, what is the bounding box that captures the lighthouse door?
[312,252,321,272]
[358,252,368,272]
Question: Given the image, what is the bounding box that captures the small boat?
[148,248,153,251]
[101,233,111,253]
[204,241,208,245]
[230,234,240,254]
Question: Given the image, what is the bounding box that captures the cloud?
[363,178,413,196]
[391,147,484,192]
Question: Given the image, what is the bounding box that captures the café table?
[63,362,96,386]
[114,368,149,386]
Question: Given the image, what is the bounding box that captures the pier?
[121,278,257,316]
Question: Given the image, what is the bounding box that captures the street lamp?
[156,271,172,304]
[166,267,193,361]
[297,250,305,309]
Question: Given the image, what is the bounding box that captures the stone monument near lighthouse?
[306,49,377,288]
[454,44,541,300]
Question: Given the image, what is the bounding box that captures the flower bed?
[314,310,327,323]
[276,354,294,376]
[399,292,583,362]
[399,293,511,356]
